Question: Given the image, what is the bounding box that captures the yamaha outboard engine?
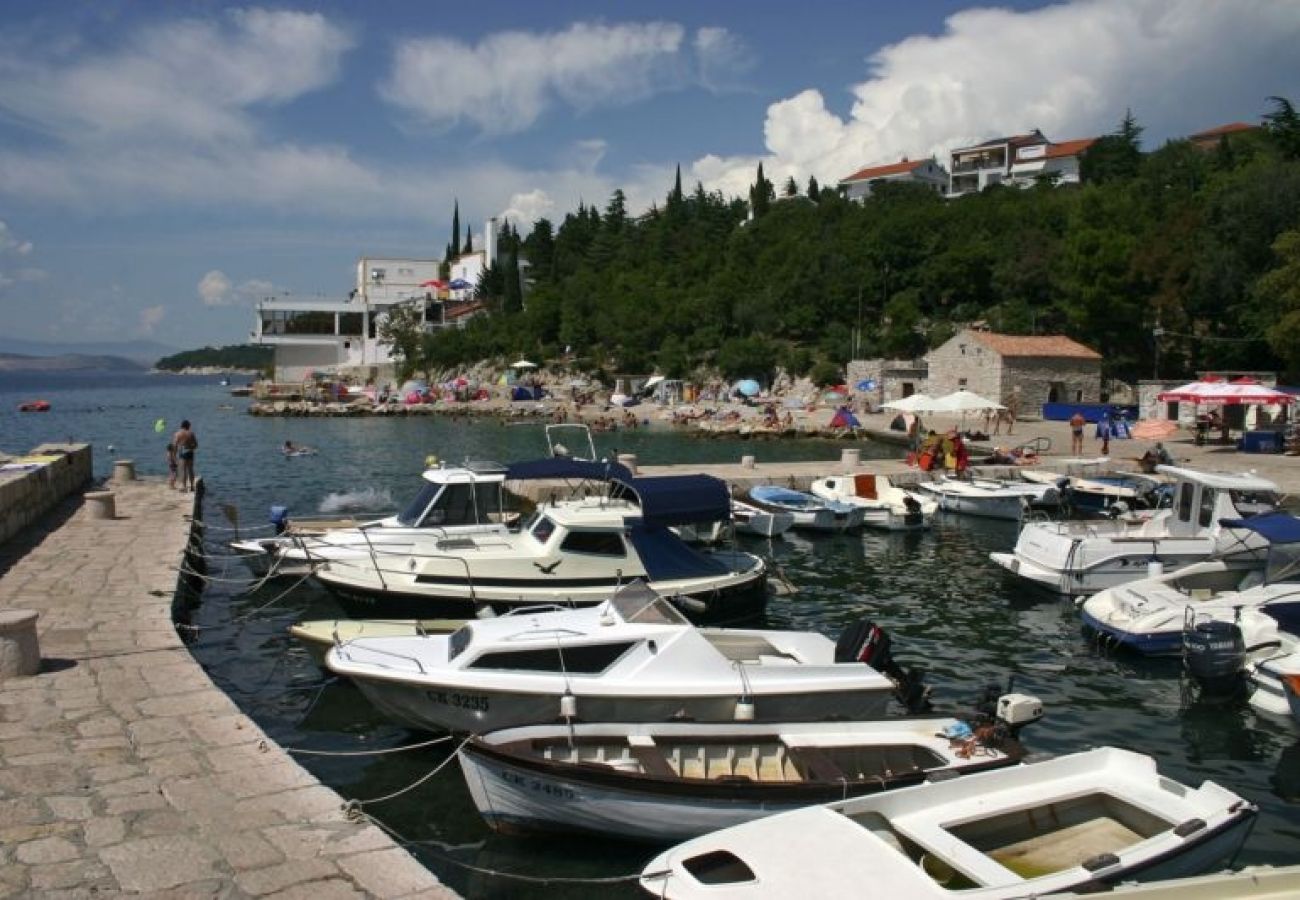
[1183,617,1246,695]
[967,680,1044,745]
[835,618,930,712]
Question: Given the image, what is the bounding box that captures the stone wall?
[846,359,928,408]
[0,443,92,546]
[926,336,1100,413]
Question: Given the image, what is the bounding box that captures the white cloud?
[694,26,754,92]
[381,21,688,134]
[198,270,232,306]
[138,304,166,334]
[498,190,556,229]
[0,9,353,146]
[691,0,1300,197]
[0,220,33,255]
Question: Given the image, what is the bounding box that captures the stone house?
[926,329,1102,413]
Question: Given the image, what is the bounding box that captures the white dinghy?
[918,475,1028,522]
[326,581,925,734]
[730,499,794,538]
[991,465,1280,596]
[457,692,1042,842]
[639,747,1256,899]
[810,473,936,531]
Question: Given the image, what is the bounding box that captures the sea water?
[2,371,1297,898]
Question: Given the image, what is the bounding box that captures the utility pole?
[854,287,863,359]
[1152,322,1164,379]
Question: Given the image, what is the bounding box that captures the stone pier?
[0,477,457,899]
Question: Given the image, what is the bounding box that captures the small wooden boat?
[917,476,1028,521]
[288,617,465,667]
[810,473,936,531]
[641,746,1256,898]
[458,694,1042,842]
[731,499,794,538]
[17,400,50,412]
[1041,864,1300,899]
[747,485,865,532]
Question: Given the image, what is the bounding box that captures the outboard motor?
[967,680,1045,745]
[1183,616,1246,694]
[835,618,930,712]
[269,505,290,536]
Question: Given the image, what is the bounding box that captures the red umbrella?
[1157,380,1293,405]
[420,279,447,289]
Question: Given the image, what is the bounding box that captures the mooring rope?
[338,736,470,807]
[275,734,454,758]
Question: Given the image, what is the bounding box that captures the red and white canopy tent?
[1157,376,1294,406]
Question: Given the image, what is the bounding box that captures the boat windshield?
[397,483,441,526]
[1230,489,1280,518]
[448,623,473,661]
[609,583,689,625]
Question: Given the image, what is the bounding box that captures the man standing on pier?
[172,420,198,491]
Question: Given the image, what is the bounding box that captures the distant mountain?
[0,337,177,365]
[0,352,146,373]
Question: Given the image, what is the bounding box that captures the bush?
[809,359,843,387]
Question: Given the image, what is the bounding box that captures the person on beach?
[165,442,178,489]
[172,419,198,491]
[1069,411,1085,455]
[1096,412,1112,457]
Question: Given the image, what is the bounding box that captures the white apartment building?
[838,158,950,202]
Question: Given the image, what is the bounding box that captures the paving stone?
[336,848,456,899]
[29,859,114,892]
[99,834,224,892]
[128,716,192,745]
[82,815,127,848]
[45,795,95,820]
[144,750,206,779]
[263,879,368,900]
[216,830,286,871]
[104,791,168,815]
[15,835,81,865]
[234,858,338,896]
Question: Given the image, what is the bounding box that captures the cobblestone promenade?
[0,477,456,899]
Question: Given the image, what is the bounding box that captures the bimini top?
[1155,465,1280,492]
[505,457,634,484]
[1220,511,1300,544]
[612,474,731,527]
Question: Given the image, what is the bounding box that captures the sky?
[0,0,1297,351]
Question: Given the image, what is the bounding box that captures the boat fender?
[559,692,577,719]
[1147,559,1163,579]
[733,698,755,721]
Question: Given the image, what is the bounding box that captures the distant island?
[0,352,145,373]
[154,344,272,375]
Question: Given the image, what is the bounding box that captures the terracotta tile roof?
[1189,122,1257,140]
[840,159,927,183]
[968,331,1102,360]
[953,130,1048,154]
[1044,137,1096,159]
[444,301,486,321]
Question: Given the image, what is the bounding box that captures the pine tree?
[451,200,461,257]
[749,162,773,218]
[464,225,473,254]
[783,175,798,197]
[807,175,820,201]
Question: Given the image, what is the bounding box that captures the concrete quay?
[0,476,457,899]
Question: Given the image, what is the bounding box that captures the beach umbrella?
[449,278,473,290]
[511,359,537,369]
[854,378,877,392]
[419,279,447,289]
[735,379,761,397]
[1131,419,1180,439]
[880,393,936,412]
[932,389,1004,413]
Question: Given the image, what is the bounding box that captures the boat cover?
[613,474,731,526]
[1261,600,1300,634]
[505,458,633,483]
[1220,512,1300,544]
[627,524,729,580]
[750,485,820,508]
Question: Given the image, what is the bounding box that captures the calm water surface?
[4,372,1298,898]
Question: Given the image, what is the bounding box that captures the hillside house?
[838,158,949,202]
[926,329,1102,413]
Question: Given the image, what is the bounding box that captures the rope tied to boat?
[281,734,455,758]
[338,736,471,807]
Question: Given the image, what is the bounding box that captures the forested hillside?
[398,101,1300,385]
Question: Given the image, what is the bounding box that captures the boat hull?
[347,678,892,734]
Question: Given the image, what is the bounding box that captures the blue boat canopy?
[1219,511,1300,544]
[613,474,731,527]
[505,458,633,483]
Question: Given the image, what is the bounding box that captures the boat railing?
[338,640,427,674]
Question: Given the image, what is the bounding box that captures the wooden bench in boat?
[989,816,1144,878]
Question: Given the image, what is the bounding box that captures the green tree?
[1081,109,1144,184]
[1254,229,1300,375]
[451,199,461,257]
[1264,95,1300,160]
[807,175,820,201]
[783,175,798,197]
[749,162,773,218]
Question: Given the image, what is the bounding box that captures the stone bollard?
[85,490,116,520]
[841,448,861,467]
[0,609,40,678]
[112,459,136,482]
[741,455,756,469]
[617,453,639,475]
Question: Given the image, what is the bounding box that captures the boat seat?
[788,746,846,782]
[629,745,678,779]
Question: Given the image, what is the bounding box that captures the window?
[1177,483,1195,522]
[397,483,440,526]
[530,516,557,544]
[560,530,626,556]
[1229,489,1278,518]
[1198,488,1217,528]
[468,642,636,673]
[449,624,473,660]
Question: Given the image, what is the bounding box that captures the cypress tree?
[451,200,462,257]
[464,225,473,254]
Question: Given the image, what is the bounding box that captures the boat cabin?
[1155,465,1279,539]
[397,461,518,529]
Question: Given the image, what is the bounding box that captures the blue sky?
[0,0,1297,351]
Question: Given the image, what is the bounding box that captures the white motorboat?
[730,499,794,538]
[639,747,1257,899]
[457,693,1043,841]
[745,485,865,532]
[1065,472,1169,517]
[288,617,466,667]
[990,465,1281,596]
[230,459,519,579]
[810,473,936,531]
[917,475,1028,521]
[1081,512,1300,657]
[325,581,924,733]
[312,462,768,623]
